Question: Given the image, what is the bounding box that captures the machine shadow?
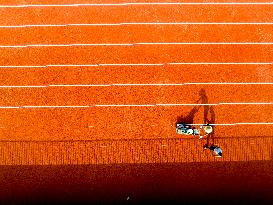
[176,89,215,127]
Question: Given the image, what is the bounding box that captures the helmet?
[204,125,213,134]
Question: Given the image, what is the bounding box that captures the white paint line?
[0,65,46,68]
[0,2,272,8]
[126,2,273,5]
[0,62,271,68]
[185,82,273,85]
[68,23,120,26]
[156,103,219,106]
[28,43,132,47]
[122,22,273,25]
[185,123,236,126]
[22,106,90,108]
[2,83,273,88]
[47,64,99,67]
[0,86,47,88]
[48,84,111,87]
[0,102,273,109]
[71,43,133,46]
[0,45,26,48]
[186,122,273,126]
[135,42,273,45]
[219,102,273,105]
[94,104,156,107]
[236,122,273,125]
[1,42,273,48]
[110,84,184,86]
[169,62,272,65]
[0,106,20,109]
[1,22,273,28]
[99,63,164,66]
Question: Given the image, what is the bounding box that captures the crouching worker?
[203,144,222,158]
[198,125,213,139]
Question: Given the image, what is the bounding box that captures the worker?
[198,124,213,139]
[204,144,222,157]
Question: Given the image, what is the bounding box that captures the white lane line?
[0,103,272,109]
[0,62,271,68]
[135,42,273,45]
[184,82,273,85]
[99,63,165,66]
[185,123,273,126]
[236,122,273,125]
[169,62,272,65]
[110,84,184,86]
[1,42,273,48]
[68,23,120,26]
[156,103,219,106]
[219,102,273,105]
[0,65,46,68]
[94,104,156,107]
[123,22,273,25]
[48,84,182,87]
[0,86,47,88]
[186,123,236,126]
[48,84,111,87]
[22,106,90,108]
[0,106,20,109]
[2,82,273,88]
[1,22,273,28]
[0,2,272,8]
[47,64,99,67]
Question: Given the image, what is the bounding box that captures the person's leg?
[203,144,209,149]
[209,145,217,151]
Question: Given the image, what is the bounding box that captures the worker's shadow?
[176,89,216,141]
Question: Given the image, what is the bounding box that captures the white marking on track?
[1,83,273,89]
[22,106,90,108]
[186,123,273,125]
[0,2,272,8]
[99,63,164,66]
[48,84,111,87]
[47,64,99,67]
[123,22,273,25]
[135,42,273,45]
[1,42,273,48]
[0,86,47,88]
[0,103,272,109]
[1,22,273,28]
[0,65,46,68]
[0,106,20,109]
[156,103,219,106]
[94,104,156,107]
[0,62,271,68]
[169,62,272,65]
[184,82,273,85]
[219,102,273,105]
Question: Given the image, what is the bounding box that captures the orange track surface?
[0,0,272,165]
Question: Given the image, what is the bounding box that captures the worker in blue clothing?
[203,144,222,157]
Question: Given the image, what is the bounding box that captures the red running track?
[0,0,272,164]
